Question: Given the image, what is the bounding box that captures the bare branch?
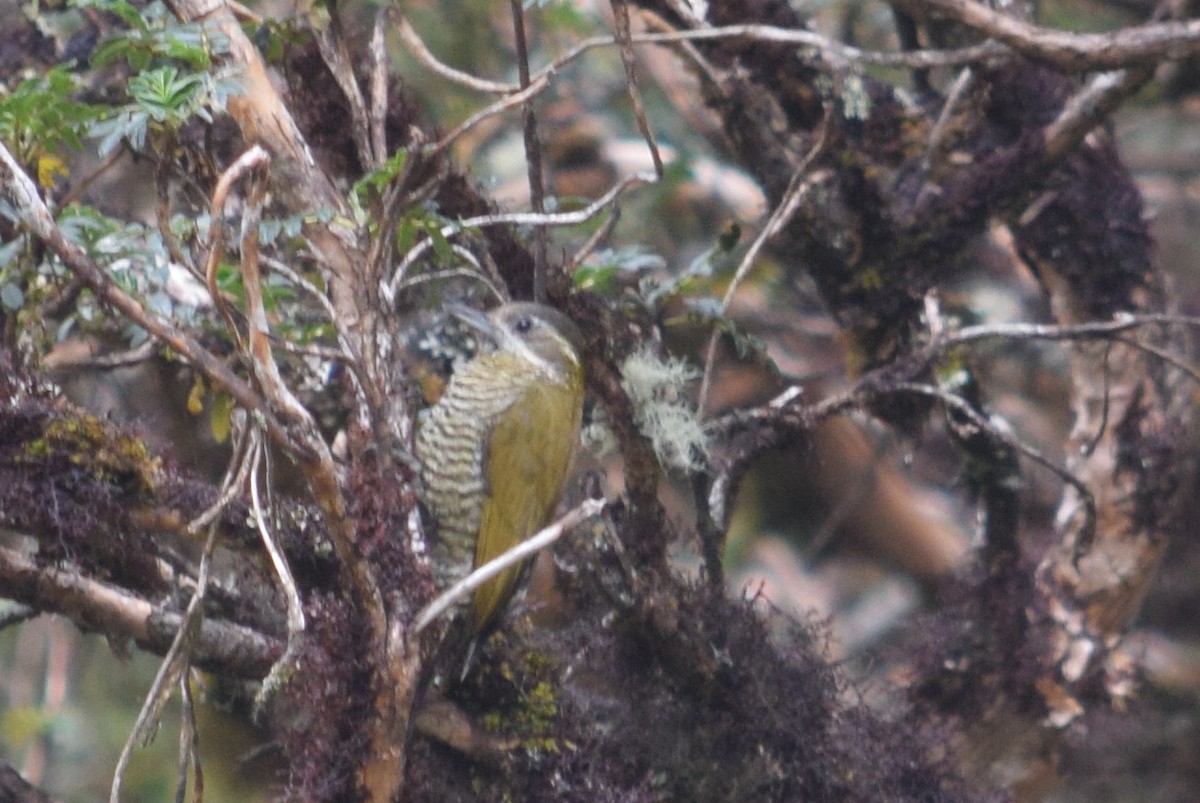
[1043,67,1156,164]
[611,0,665,180]
[312,13,378,170]
[0,546,280,678]
[946,312,1200,348]
[891,381,1098,543]
[540,21,1006,76]
[248,432,306,712]
[892,0,1200,72]
[111,432,260,803]
[261,256,341,327]
[413,499,605,633]
[368,9,390,167]
[385,171,658,300]
[508,0,549,300]
[0,138,293,455]
[699,115,832,415]
[922,66,976,173]
[394,14,518,94]
[428,76,552,157]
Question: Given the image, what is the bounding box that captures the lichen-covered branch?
[0,547,281,678]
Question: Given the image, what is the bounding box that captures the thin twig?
[428,77,552,157]
[567,203,621,271]
[921,66,974,174]
[698,114,831,416]
[451,174,658,228]
[946,312,1200,348]
[413,499,605,633]
[248,430,307,716]
[536,25,1005,81]
[0,139,293,454]
[368,9,389,166]
[705,386,809,531]
[611,0,664,179]
[396,259,508,304]
[260,256,340,325]
[176,672,203,803]
[385,171,657,299]
[395,14,517,94]
[58,146,125,208]
[417,25,997,164]
[892,381,1097,542]
[509,0,549,301]
[156,153,195,275]
[110,418,259,803]
[1112,334,1200,386]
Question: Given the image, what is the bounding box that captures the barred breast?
[416,352,539,589]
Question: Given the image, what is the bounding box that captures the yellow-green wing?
[471,380,581,634]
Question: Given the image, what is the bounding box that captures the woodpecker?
[416,302,585,640]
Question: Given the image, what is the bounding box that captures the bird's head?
[449,302,584,380]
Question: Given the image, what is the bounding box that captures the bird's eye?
[513,315,534,334]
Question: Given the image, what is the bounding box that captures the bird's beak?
[445,302,499,343]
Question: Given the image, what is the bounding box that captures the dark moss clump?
[0,392,170,593]
[407,527,999,802]
[274,589,376,801]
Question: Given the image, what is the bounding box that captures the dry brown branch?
[160,4,421,797]
[611,0,665,180]
[110,428,259,803]
[507,0,550,300]
[427,76,552,157]
[0,546,281,678]
[892,0,1200,71]
[0,140,291,454]
[164,0,379,411]
[698,113,832,416]
[311,14,379,170]
[394,15,518,94]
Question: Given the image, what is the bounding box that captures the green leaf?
[425,220,454,264]
[210,392,234,443]
[73,0,150,34]
[395,217,418,255]
[0,67,102,164]
[352,148,410,200]
[573,264,621,294]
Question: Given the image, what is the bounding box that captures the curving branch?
[892,0,1200,71]
[0,139,293,455]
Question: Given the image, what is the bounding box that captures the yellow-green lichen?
[25,414,160,493]
[477,648,566,755]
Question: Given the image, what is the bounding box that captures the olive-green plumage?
[416,302,584,638]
